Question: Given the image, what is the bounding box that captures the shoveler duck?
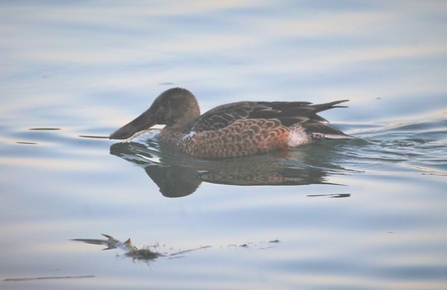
[110,88,351,158]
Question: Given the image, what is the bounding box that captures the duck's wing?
[190,100,348,132]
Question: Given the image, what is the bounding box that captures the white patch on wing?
[287,126,311,147]
[182,131,196,140]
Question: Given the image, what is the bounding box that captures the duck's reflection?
[110,140,350,198]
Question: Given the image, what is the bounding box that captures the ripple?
[340,116,447,176]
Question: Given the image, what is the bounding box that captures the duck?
[110,88,350,158]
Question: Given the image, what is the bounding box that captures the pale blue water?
[1,1,446,289]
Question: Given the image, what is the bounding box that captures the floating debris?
[307,193,350,198]
[28,128,61,131]
[4,275,94,282]
[72,234,279,263]
[72,234,213,262]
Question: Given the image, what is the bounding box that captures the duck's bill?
[109,111,156,140]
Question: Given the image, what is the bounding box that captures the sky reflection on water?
[1,1,446,289]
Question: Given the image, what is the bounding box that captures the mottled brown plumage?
[110,88,350,158]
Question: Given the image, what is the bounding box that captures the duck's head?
[109,88,200,140]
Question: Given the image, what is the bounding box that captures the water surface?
[1,1,446,289]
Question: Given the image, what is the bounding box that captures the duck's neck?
[159,118,196,144]
[159,97,200,143]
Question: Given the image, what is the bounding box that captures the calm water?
[1,1,446,289]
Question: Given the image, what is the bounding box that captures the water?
[1,1,446,289]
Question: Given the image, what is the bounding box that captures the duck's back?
[165,100,350,158]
